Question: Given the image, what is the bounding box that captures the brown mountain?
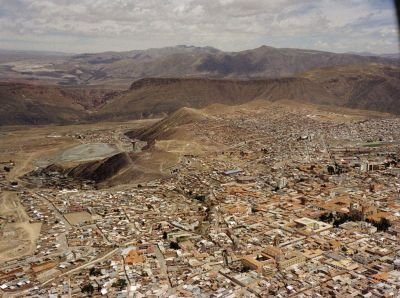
[67,45,399,85]
[195,46,397,78]
[0,45,397,86]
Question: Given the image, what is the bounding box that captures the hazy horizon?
[0,44,399,57]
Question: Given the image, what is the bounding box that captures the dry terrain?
[1,63,398,126]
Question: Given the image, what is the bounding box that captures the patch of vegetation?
[81,283,94,296]
[320,210,364,227]
[112,278,127,290]
[170,241,181,250]
[367,218,391,232]
[89,267,102,276]
[194,194,206,202]
[320,211,391,232]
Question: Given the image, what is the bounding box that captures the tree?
[81,283,94,296]
[367,217,391,232]
[327,165,335,175]
[89,267,101,276]
[112,278,127,290]
[194,194,206,202]
[170,241,181,250]
[319,213,333,223]
[348,210,363,222]
[376,218,391,232]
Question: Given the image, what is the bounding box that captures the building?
[223,169,243,176]
[276,251,306,270]
[294,217,333,235]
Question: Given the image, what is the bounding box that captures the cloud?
[0,0,398,53]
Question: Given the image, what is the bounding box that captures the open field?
[0,192,42,263]
[64,211,93,225]
[0,222,42,263]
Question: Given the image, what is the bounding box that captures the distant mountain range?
[0,45,398,86]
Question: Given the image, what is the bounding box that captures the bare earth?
[64,211,92,225]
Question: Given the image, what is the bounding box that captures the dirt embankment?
[67,152,132,183]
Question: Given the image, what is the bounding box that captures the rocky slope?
[301,64,400,114]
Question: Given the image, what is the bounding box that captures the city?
[1,101,400,297]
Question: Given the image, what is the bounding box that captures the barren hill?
[96,64,400,120]
[95,77,336,121]
[0,82,85,125]
[126,107,209,144]
[196,45,397,78]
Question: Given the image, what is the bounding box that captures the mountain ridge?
[0,45,397,86]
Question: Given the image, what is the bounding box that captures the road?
[154,244,171,288]
[41,247,120,287]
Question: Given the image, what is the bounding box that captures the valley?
[0,43,399,297]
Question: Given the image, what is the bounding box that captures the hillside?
[67,152,132,183]
[301,64,400,114]
[126,107,209,144]
[0,83,117,125]
[195,46,397,78]
[95,77,336,121]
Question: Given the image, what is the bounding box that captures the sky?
[0,0,398,54]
